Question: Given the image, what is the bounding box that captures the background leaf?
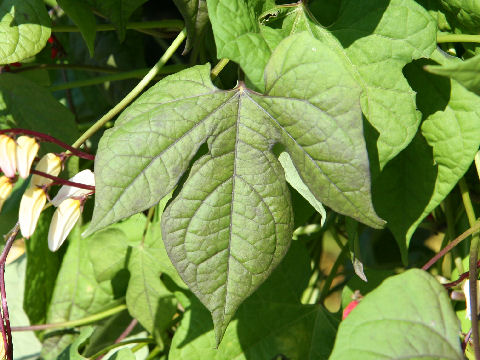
[58,0,97,57]
[373,53,480,261]
[0,0,51,64]
[24,207,62,325]
[0,74,79,149]
[169,242,339,360]
[329,269,463,360]
[172,0,209,54]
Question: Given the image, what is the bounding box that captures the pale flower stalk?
[0,134,16,178]
[51,169,95,206]
[16,136,39,179]
[19,187,47,238]
[48,198,81,252]
[30,153,62,187]
[0,176,13,213]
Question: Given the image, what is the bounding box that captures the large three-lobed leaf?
[88,33,384,342]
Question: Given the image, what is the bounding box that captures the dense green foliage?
[1,0,480,359]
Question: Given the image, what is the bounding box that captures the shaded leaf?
[89,33,383,342]
[41,227,118,359]
[126,226,177,340]
[0,0,51,64]
[439,0,480,32]
[58,0,97,57]
[373,53,480,261]
[0,74,78,152]
[24,207,62,325]
[426,53,480,95]
[86,0,148,41]
[330,269,462,360]
[172,0,209,53]
[89,228,129,282]
[108,348,136,360]
[208,0,436,167]
[169,242,339,360]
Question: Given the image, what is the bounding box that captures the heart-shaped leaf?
[88,33,383,343]
[330,269,463,360]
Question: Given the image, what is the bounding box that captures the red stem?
[0,223,20,360]
[0,129,94,161]
[443,259,480,288]
[30,170,95,191]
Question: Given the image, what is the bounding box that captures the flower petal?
[16,136,39,179]
[19,187,46,238]
[48,198,81,251]
[51,169,95,206]
[30,153,62,187]
[0,135,17,178]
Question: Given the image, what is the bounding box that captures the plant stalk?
[459,178,480,360]
[70,28,187,150]
[437,34,480,43]
[12,304,127,332]
[51,20,183,33]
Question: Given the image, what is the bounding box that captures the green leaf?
[439,0,480,32]
[208,0,436,167]
[7,256,42,359]
[87,0,148,41]
[170,242,339,359]
[89,228,129,282]
[58,0,97,57]
[330,269,462,360]
[0,0,51,64]
[426,53,480,96]
[0,73,79,150]
[24,207,62,325]
[172,0,209,54]
[126,226,177,340]
[108,348,135,360]
[41,227,118,359]
[278,152,326,225]
[89,33,383,342]
[373,54,480,261]
[58,327,95,360]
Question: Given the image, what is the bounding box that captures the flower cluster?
[0,134,94,252]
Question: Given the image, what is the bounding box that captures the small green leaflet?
[88,33,384,344]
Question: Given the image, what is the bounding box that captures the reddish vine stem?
[443,259,480,288]
[30,170,95,191]
[422,221,480,271]
[0,129,95,161]
[96,319,138,360]
[0,223,20,360]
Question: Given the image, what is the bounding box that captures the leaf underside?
[89,33,383,342]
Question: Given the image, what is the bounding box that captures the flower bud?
[16,136,39,179]
[48,198,81,252]
[0,176,13,213]
[51,169,95,206]
[0,134,16,178]
[30,153,62,187]
[19,187,46,238]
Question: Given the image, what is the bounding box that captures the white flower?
[0,134,16,178]
[51,169,95,206]
[19,187,47,238]
[16,136,39,179]
[30,153,62,187]
[48,198,81,252]
[0,175,13,213]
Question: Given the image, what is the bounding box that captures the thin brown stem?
[30,170,95,191]
[422,221,480,271]
[0,223,20,360]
